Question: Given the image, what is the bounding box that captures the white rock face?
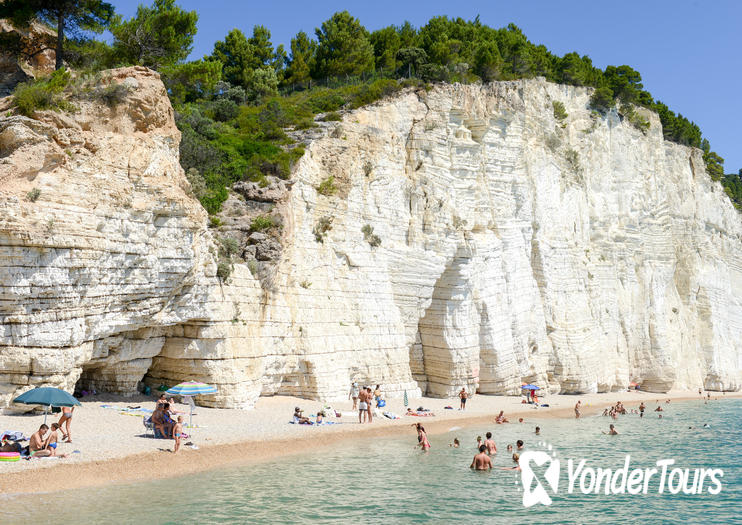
[1,70,740,409]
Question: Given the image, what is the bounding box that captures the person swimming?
[470,445,493,470]
[535,426,540,435]
[449,438,460,448]
[603,424,619,435]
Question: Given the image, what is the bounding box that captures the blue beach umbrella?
[13,387,80,424]
[521,385,541,390]
[165,381,217,428]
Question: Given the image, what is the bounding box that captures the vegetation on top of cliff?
[5,1,738,212]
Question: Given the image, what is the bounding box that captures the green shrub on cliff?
[12,69,72,116]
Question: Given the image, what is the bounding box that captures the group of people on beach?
[0,406,74,459]
[151,394,184,453]
[350,383,384,423]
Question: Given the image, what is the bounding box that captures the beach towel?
[1,431,27,441]
[383,412,400,419]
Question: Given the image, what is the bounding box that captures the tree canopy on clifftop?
[6,2,738,213]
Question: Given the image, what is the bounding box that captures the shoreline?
[1,390,738,496]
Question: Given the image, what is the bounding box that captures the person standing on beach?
[639,402,645,418]
[484,432,497,455]
[470,445,493,470]
[574,400,582,418]
[358,388,368,423]
[459,388,468,410]
[173,416,183,453]
[58,405,74,443]
[349,382,360,410]
[366,387,374,423]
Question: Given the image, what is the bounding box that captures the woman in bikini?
[57,406,74,443]
[414,423,430,451]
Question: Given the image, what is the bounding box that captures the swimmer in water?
[484,432,497,455]
[506,444,513,452]
[449,438,460,448]
[639,402,645,418]
[470,445,493,470]
[500,453,521,471]
[655,406,663,412]
[516,440,524,450]
[535,426,540,435]
[603,424,619,435]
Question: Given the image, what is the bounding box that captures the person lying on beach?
[470,445,493,470]
[484,432,497,455]
[293,407,311,424]
[495,411,509,424]
[316,411,324,425]
[28,424,51,457]
[449,438,460,448]
[173,416,183,453]
[603,424,619,435]
[500,453,521,471]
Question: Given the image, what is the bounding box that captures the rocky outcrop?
[0,19,56,96]
[1,69,740,409]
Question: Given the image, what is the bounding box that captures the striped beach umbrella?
[165,382,217,428]
[404,390,408,408]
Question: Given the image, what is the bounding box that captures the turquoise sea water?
[4,398,741,524]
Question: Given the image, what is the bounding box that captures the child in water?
[449,438,460,448]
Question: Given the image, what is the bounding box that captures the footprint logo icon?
[520,450,560,507]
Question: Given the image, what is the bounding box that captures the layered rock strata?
[1,68,740,409]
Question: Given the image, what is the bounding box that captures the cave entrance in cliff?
[416,255,480,398]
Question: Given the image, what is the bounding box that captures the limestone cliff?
[1,68,740,408]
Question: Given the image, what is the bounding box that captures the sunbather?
[28,424,51,457]
[293,407,311,424]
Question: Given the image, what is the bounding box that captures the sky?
[108,0,741,172]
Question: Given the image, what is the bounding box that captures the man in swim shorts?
[639,402,645,418]
[459,388,468,410]
[358,388,368,423]
[470,445,493,470]
[28,424,51,457]
[484,432,497,455]
[574,400,581,418]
